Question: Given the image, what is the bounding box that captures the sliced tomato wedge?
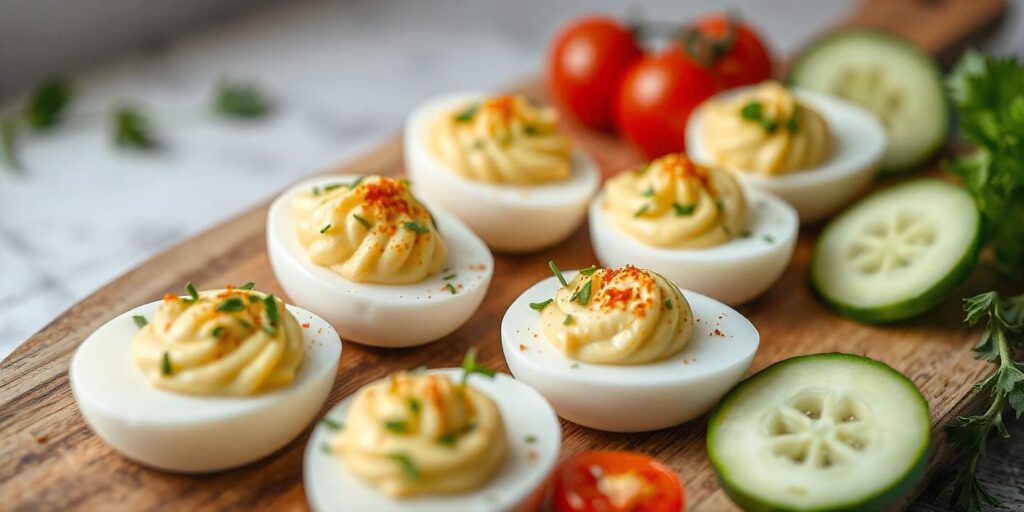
[553,451,684,512]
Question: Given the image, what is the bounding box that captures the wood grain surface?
[0,0,1014,510]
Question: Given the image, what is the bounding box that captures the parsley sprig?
[460,348,497,387]
[944,291,1024,510]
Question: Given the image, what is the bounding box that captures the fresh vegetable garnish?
[132,315,148,328]
[403,221,429,234]
[185,282,199,302]
[319,224,332,234]
[459,348,497,386]
[944,291,1024,510]
[211,326,225,338]
[576,279,593,305]
[525,434,537,444]
[217,297,246,313]
[320,418,344,430]
[160,352,173,376]
[563,314,574,326]
[552,451,685,512]
[579,265,599,276]
[408,398,421,414]
[641,186,655,197]
[113,106,158,150]
[353,214,371,229]
[384,420,409,433]
[672,203,695,216]
[530,299,554,311]
[549,260,568,287]
[664,299,673,310]
[323,183,344,193]
[349,176,365,189]
[445,283,457,295]
[946,51,1024,280]
[261,294,280,336]
[214,81,271,119]
[443,273,457,280]
[633,204,650,217]
[389,453,420,480]
[238,281,255,290]
[454,103,479,122]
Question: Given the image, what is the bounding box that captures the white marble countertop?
[1,1,1023,509]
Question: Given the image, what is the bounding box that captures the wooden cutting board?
[0,1,1009,510]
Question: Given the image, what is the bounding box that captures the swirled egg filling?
[602,153,746,248]
[330,371,507,497]
[539,265,693,365]
[699,81,832,175]
[132,285,303,396]
[427,95,572,185]
[292,175,447,284]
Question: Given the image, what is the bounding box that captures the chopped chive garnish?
[217,297,246,312]
[429,211,440,233]
[715,199,725,212]
[409,398,421,414]
[349,176,365,189]
[445,283,458,295]
[642,186,655,197]
[763,234,775,244]
[525,434,538,444]
[320,224,332,234]
[563,314,574,326]
[665,299,673,310]
[212,326,225,338]
[548,260,567,287]
[454,103,479,122]
[384,420,409,433]
[353,214,371,229]
[403,221,429,234]
[262,294,280,336]
[460,348,497,387]
[185,282,199,302]
[248,295,260,303]
[239,281,255,290]
[399,177,411,187]
[443,273,457,280]
[529,299,553,311]
[576,280,593,306]
[389,453,420,480]
[739,229,752,238]
[312,186,321,196]
[762,118,778,134]
[786,104,801,133]
[160,352,173,376]
[437,432,458,447]
[320,418,344,430]
[132,315,148,328]
[238,318,252,329]
[673,203,695,216]
[323,183,343,192]
[578,265,598,277]
[634,204,650,217]
[740,101,763,121]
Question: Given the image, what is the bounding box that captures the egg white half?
[686,87,886,222]
[502,273,759,433]
[589,186,798,305]
[404,92,601,253]
[70,302,341,473]
[304,369,560,512]
[267,175,493,348]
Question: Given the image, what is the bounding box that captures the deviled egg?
[589,153,798,305]
[686,81,886,222]
[267,174,493,347]
[304,363,561,511]
[70,283,342,472]
[502,263,759,432]
[405,93,600,252]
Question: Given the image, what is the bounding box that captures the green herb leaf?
[132,315,148,328]
[262,294,280,335]
[578,265,599,277]
[525,434,537,444]
[529,299,553,311]
[185,282,199,302]
[437,432,458,447]
[444,282,457,295]
[211,326,225,338]
[389,453,420,480]
[27,79,72,130]
[763,234,775,244]
[443,273,457,280]
[634,204,650,217]
[350,176,365,189]
[740,100,763,121]
[353,214,372,229]
[112,106,158,150]
[238,281,256,290]
[576,279,593,306]
[320,224,332,234]
[409,398,421,414]
[323,183,344,192]
[641,186,655,197]
[460,348,497,386]
[1,119,20,170]
[217,297,246,313]
[664,299,673,310]
[403,221,429,234]
[454,103,479,122]
[563,314,574,326]
[214,81,271,119]
[160,352,173,376]
[548,260,568,287]
[320,418,344,430]
[672,203,695,216]
[384,420,409,433]
[785,104,801,133]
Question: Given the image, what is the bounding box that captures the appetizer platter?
[0,0,1015,511]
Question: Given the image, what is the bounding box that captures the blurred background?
[1,0,1023,509]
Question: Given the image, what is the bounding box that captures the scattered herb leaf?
[404,221,429,234]
[320,418,344,430]
[185,282,199,302]
[634,204,650,217]
[112,106,158,149]
[740,101,763,121]
[454,103,479,122]
[217,297,246,313]
[525,434,537,444]
[530,299,553,311]
[460,348,497,386]
[160,352,173,376]
[445,282,458,295]
[576,279,593,305]
[353,214,371,229]
[389,453,420,480]
[239,281,256,290]
[214,81,271,119]
[673,203,695,216]
[132,315,148,328]
[549,260,567,287]
[384,420,409,433]
[320,224,332,234]
[563,314,574,326]
[27,79,72,130]
[443,273,457,280]
[578,265,599,277]
[665,299,673,310]
[211,326,225,338]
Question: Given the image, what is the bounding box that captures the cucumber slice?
[788,30,947,175]
[811,180,980,323]
[707,353,930,511]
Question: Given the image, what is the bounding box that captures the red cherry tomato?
[682,13,773,89]
[553,451,684,512]
[547,16,643,131]
[614,47,718,158]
